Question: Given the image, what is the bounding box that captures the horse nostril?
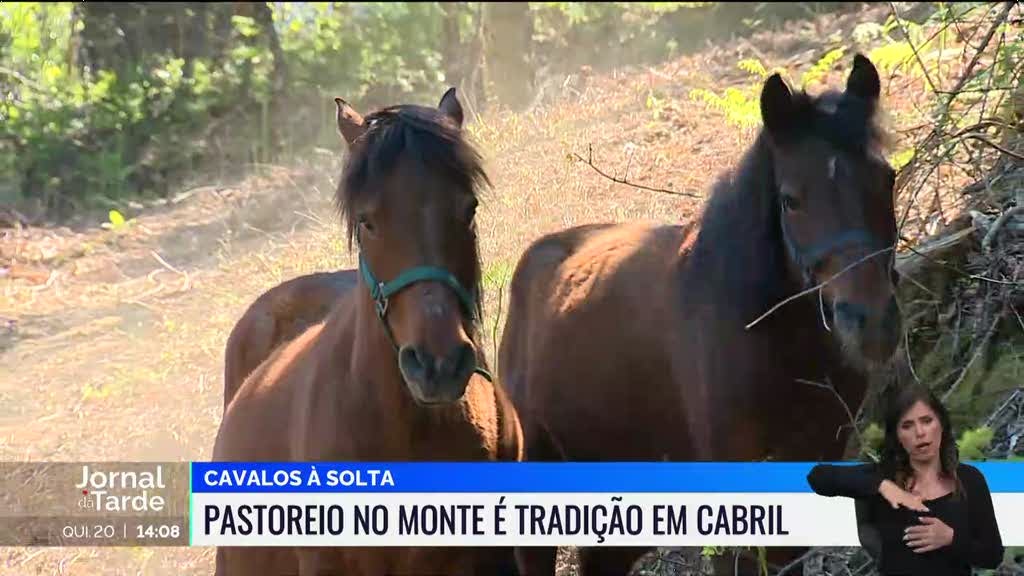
[399,346,436,382]
[417,348,436,381]
[834,302,866,331]
[452,343,475,379]
[436,343,475,379]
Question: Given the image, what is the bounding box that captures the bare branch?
[888,2,939,94]
[946,2,1015,97]
[571,147,700,198]
[960,133,1024,162]
[897,238,1021,286]
[795,378,863,450]
[893,1,1015,227]
[775,548,820,576]
[942,304,1006,402]
[745,245,896,330]
[982,205,1024,253]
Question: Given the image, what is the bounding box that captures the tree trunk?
[482,2,534,111]
[440,2,464,89]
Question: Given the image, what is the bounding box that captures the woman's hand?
[878,479,930,512]
[904,516,954,553]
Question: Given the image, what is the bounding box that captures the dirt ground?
[1,5,987,575]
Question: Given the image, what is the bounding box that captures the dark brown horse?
[222,270,356,411]
[499,55,901,575]
[213,88,524,576]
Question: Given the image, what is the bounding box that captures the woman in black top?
[806,383,1004,575]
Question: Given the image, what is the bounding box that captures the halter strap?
[360,254,478,321]
[358,253,493,382]
[780,212,879,287]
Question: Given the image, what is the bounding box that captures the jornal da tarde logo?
[75,464,167,512]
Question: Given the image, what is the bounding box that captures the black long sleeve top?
[806,462,1004,575]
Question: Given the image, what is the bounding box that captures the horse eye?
[464,198,478,222]
[358,216,376,234]
[781,193,801,212]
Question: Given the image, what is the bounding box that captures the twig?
[16,548,46,566]
[819,288,831,332]
[947,2,1015,97]
[942,305,1006,402]
[894,1,1015,229]
[960,133,1024,162]
[622,147,636,182]
[572,145,700,198]
[796,378,863,449]
[150,250,185,277]
[29,270,58,293]
[745,245,895,330]
[950,297,958,360]
[935,86,1020,95]
[982,205,1024,253]
[900,269,939,298]
[293,210,329,230]
[1012,303,1024,334]
[491,272,507,370]
[150,250,192,292]
[888,2,939,94]
[897,239,1020,286]
[897,296,923,386]
[985,388,1024,428]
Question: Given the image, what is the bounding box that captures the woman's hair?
[879,383,962,498]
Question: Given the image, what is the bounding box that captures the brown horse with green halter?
[499,55,902,575]
[213,88,523,576]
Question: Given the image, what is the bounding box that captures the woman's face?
[898,400,942,464]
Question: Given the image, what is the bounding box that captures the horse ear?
[760,73,795,140]
[334,97,367,146]
[846,54,881,106]
[438,87,464,129]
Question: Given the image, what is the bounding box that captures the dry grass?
[1,4,1005,574]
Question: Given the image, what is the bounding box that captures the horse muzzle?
[833,296,901,365]
[398,342,476,404]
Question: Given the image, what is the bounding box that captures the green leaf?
[802,46,846,88]
[890,148,915,170]
[108,209,126,229]
[737,58,768,79]
[957,427,994,460]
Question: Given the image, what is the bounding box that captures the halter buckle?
[375,282,389,318]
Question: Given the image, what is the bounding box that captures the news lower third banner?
[190,462,1024,548]
[0,462,189,546]
[1,462,1021,547]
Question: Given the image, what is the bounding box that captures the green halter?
[358,252,493,382]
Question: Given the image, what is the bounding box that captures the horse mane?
[690,86,889,316]
[334,103,491,356]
